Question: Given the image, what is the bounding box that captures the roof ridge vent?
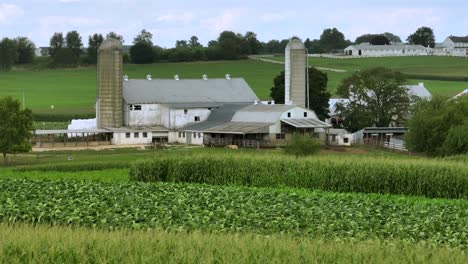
[202,74,208,80]
[146,74,152,80]
[123,75,128,81]
[225,73,231,80]
[174,74,180,80]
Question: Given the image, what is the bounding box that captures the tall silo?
[285,38,308,108]
[96,38,123,128]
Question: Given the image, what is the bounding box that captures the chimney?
[123,75,128,81]
[202,74,208,80]
[271,100,275,105]
[146,74,152,80]
[419,82,424,87]
[174,74,180,80]
[225,73,231,80]
[254,100,258,105]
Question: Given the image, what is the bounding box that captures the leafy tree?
[270,68,331,120]
[53,48,79,67]
[130,41,154,64]
[0,38,17,71]
[14,37,36,64]
[217,31,242,60]
[65,30,83,59]
[189,36,201,48]
[407,26,435,48]
[382,32,402,43]
[319,28,348,53]
[406,96,468,156]
[336,67,412,132]
[87,33,104,64]
[133,29,153,45]
[106,32,124,43]
[285,134,322,158]
[175,40,188,48]
[308,39,325,54]
[49,32,65,58]
[263,40,282,53]
[0,97,33,165]
[370,35,390,45]
[241,31,261,55]
[355,34,377,44]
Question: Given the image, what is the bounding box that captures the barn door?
[186,132,192,145]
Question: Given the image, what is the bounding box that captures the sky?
[1,0,467,47]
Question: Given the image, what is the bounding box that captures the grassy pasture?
[0,60,282,116]
[271,56,468,96]
[1,224,467,264]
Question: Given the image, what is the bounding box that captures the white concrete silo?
[285,38,308,108]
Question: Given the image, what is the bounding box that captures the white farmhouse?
[344,43,430,57]
[434,36,468,57]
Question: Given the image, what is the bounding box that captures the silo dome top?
[99,38,123,51]
[286,38,305,50]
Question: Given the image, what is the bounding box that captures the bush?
[442,124,468,156]
[129,155,468,199]
[285,134,322,157]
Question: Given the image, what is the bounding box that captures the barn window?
[134,133,139,138]
[183,132,186,138]
[178,132,182,138]
[344,138,349,144]
[184,109,188,114]
[304,112,308,117]
[287,112,291,118]
[143,132,148,138]
[276,133,285,139]
[125,133,131,138]
[134,105,142,111]
[194,116,200,122]
[129,105,133,110]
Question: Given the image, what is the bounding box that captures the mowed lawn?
[0,60,282,115]
[270,56,468,96]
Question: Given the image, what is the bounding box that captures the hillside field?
[0,56,467,117]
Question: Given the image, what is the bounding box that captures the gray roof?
[404,84,432,98]
[106,126,169,133]
[123,78,258,104]
[232,104,296,123]
[346,43,427,51]
[183,103,250,132]
[448,36,468,43]
[203,122,272,134]
[282,118,331,128]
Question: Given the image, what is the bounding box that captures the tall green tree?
[49,32,65,57]
[130,42,154,64]
[336,67,412,132]
[382,32,402,43]
[241,31,261,55]
[0,38,17,71]
[319,28,348,53]
[0,97,33,165]
[407,26,436,48]
[370,35,390,45]
[14,37,36,64]
[65,30,83,60]
[87,33,104,64]
[106,32,124,43]
[133,29,153,45]
[270,68,331,120]
[218,31,242,60]
[406,96,468,156]
[189,36,201,48]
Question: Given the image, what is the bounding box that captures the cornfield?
[130,155,468,199]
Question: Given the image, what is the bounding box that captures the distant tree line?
[0,26,438,71]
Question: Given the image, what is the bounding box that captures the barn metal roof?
[105,126,169,133]
[183,103,250,132]
[123,78,258,104]
[282,118,331,128]
[231,104,297,123]
[345,43,427,51]
[203,122,272,134]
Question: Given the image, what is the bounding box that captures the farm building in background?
[343,35,468,57]
[34,38,331,148]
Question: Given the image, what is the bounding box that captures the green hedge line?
[129,156,468,199]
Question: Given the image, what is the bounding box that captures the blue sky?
[1,0,467,47]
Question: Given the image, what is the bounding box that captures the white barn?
[344,43,429,57]
[434,36,468,57]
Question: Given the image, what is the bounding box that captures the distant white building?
[434,36,468,57]
[344,43,430,57]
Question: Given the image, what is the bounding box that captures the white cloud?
[155,12,195,24]
[201,9,243,33]
[260,13,289,23]
[0,3,24,24]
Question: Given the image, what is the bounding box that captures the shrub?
[285,134,322,157]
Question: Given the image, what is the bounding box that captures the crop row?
[1,179,467,248]
[129,156,468,199]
